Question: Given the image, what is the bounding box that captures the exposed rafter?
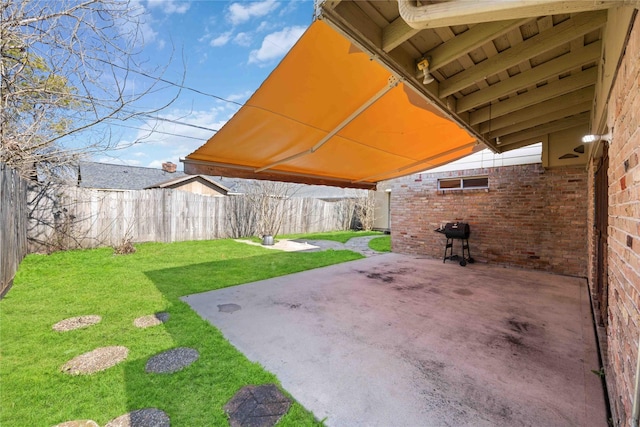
[456,41,601,113]
[486,101,592,139]
[427,18,531,71]
[439,10,606,98]
[469,68,597,125]
[478,86,595,133]
[496,111,590,146]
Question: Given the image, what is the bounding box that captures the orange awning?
[184,20,479,189]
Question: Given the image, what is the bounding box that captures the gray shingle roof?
[79,161,186,190]
[78,161,367,199]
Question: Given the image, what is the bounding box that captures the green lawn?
[0,239,362,427]
[281,230,382,243]
[368,236,391,252]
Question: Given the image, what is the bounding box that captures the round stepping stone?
[52,315,102,332]
[224,384,292,427]
[52,421,99,427]
[145,347,199,373]
[133,312,169,328]
[61,346,129,375]
[104,408,169,427]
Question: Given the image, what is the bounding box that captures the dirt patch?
[104,408,170,427]
[133,312,169,329]
[453,288,473,296]
[61,346,128,375]
[53,315,101,332]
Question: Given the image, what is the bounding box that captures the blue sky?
[96,0,315,170]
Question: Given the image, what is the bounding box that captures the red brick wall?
[390,163,588,276]
[601,14,640,426]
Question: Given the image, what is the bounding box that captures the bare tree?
[354,190,376,231]
[246,180,298,240]
[1,0,180,181]
[225,194,258,239]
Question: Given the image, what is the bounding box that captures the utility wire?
[108,122,209,141]
[95,57,245,107]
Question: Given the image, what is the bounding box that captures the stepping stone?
[61,346,129,375]
[53,315,101,332]
[133,312,169,328]
[224,384,292,427]
[52,421,99,427]
[145,347,199,374]
[104,408,169,427]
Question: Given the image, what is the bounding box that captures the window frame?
[437,175,489,191]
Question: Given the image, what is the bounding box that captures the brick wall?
[601,13,640,425]
[390,163,588,276]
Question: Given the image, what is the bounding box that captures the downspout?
[397,0,639,30]
[633,336,640,426]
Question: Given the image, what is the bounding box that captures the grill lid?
[443,222,470,239]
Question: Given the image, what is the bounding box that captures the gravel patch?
[104,408,170,427]
[61,346,129,375]
[52,421,99,427]
[133,312,169,328]
[145,347,199,374]
[52,315,102,332]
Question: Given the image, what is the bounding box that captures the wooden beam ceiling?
[439,10,606,97]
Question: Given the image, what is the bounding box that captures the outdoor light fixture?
[417,57,435,85]
[582,132,612,143]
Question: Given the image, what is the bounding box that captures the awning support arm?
[353,140,478,183]
[254,75,400,173]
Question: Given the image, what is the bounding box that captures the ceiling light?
[582,132,612,143]
[417,57,434,85]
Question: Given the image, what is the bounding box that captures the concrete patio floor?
[182,254,607,426]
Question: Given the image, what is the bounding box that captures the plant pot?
[262,235,274,246]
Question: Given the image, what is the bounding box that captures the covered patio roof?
[183,20,479,190]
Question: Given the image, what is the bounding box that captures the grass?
[368,236,391,252]
[0,239,363,427]
[241,230,383,245]
[280,230,382,243]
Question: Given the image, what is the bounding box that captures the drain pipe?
[633,338,640,426]
[397,0,639,29]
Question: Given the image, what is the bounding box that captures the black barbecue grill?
[435,222,474,266]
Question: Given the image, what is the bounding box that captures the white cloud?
[233,32,252,47]
[256,21,274,33]
[226,90,253,103]
[147,159,165,169]
[248,26,305,65]
[211,31,232,47]
[227,0,280,26]
[147,0,190,14]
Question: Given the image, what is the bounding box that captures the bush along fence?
[0,164,29,297]
[26,183,360,253]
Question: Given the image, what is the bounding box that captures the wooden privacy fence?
[0,164,29,297]
[27,184,354,253]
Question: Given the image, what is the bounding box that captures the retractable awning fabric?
[183,20,478,189]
